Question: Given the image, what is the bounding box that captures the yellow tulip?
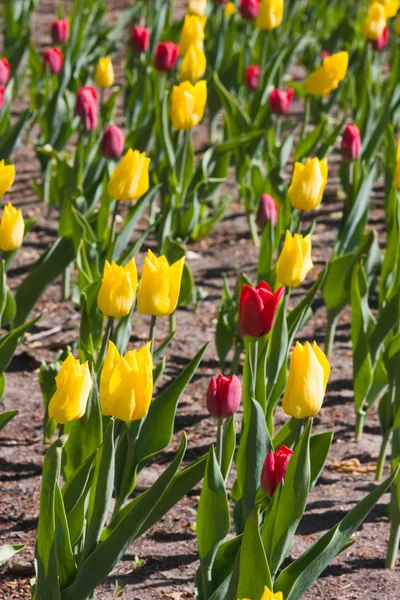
[94,56,115,88]
[97,259,137,319]
[282,341,330,419]
[179,15,206,55]
[396,14,400,32]
[137,250,185,317]
[48,354,92,424]
[0,203,24,252]
[288,157,328,211]
[0,160,15,197]
[256,0,284,30]
[395,140,400,188]
[100,340,153,422]
[171,80,207,130]
[179,44,207,82]
[304,51,348,96]
[225,2,237,16]
[376,0,399,18]
[276,231,313,288]
[364,3,387,40]
[240,585,284,600]
[108,149,150,201]
[189,0,207,17]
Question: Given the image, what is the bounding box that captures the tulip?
[189,0,207,16]
[256,194,278,228]
[154,42,179,71]
[239,282,284,338]
[137,250,185,317]
[261,445,293,496]
[241,586,283,600]
[51,18,69,44]
[288,157,328,211]
[0,86,4,111]
[48,354,92,424]
[76,86,98,131]
[341,124,361,161]
[225,2,237,15]
[43,47,63,74]
[276,231,313,287]
[396,14,400,33]
[377,0,400,18]
[179,15,206,55]
[269,88,294,115]
[305,51,348,96]
[95,56,115,88]
[245,65,260,91]
[256,0,284,30]
[108,149,150,201]
[372,25,389,49]
[239,0,260,20]
[0,160,15,197]
[101,125,125,160]
[100,341,153,422]
[179,44,207,83]
[0,58,10,86]
[320,50,330,59]
[282,341,330,419]
[170,80,207,130]
[207,374,242,418]
[0,203,24,252]
[395,140,400,188]
[97,259,138,319]
[131,25,150,53]
[364,3,387,40]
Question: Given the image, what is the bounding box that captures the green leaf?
[293,117,327,162]
[237,506,272,598]
[0,315,40,373]
[54,484,77,590]
[310,432,333,487]
[0,544,24,567]
[0,109,31,159]
[221,416,236,481]
[0,409,18,433]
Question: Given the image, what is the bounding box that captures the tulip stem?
[97,316,114,371]
[355,412,366,440]
[300,96,310,140]
[109,201,119,251]
[295,418,307,444]
[375,430,391,482]
[149,315,157,355]
[324,310,339,357]
[250,339,259,399]
[216,417,223,467]
[62,265,71,301]
[179,130,191,201]
[248,213,260,247]
[169,312,176,336]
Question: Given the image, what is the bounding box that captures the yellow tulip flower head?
[376,0,399,18]
[108,149,150,201]
[48,354,92,424]
[97,258,138,319]
[171,80,207,130]
[240,585,284,600]
[305,51,348,96]
[100,340,153,422]
[288,157,328,211]
[0,160,15,197]
[0,203,24,252]
[395,140,400,188]
[256,0,284,30]
[179,14,206,55]
[276,231,313,288]
[364,3,387,39]
[179,44,207,83]
[94,56,115,88]
[225,2,237,16]
[282,341,330,419]
[189,0,207,17]
[137,250,185,317]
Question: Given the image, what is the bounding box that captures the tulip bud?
[95,56,115,88]
[97,258,138,319]
[395,140,400,188]
[305,51,348,97]
[179,15,206,55]
[154,41,179,72]
[100,125,125,160]
[239,0,260,20]
[43,47,64,74]
[189,0,207,17]
[282,341,330,419]
[131,25,150,53]
[48,354,92,424]
[372,25,389,50]
[341,124,361,161]
[288,157,328,211]
[0,160,15,197]
[170,80,207,130]
[76,86,99,131]
[261,446,293,496]
[256,0,284,30]
[0,203,24,252]
[0,86,5,111]
[100,341,153,422]
[239,282,284,338]
[276,231,313,287]
[269,88,294,115]
[256,194,278,228]
[179,44,207,83]
[0,58,11,86]
[206,374,242,418]
[225,2,237,15]
[364,3,387,41]
[137,250,185,317]
[51,18,69,44]
[108,149,150,201]
[245,65,260,91]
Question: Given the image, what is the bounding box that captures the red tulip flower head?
[76,86,99,131]
[43,47,64,74]
[0,58,11,86]
[239,282,284,338]
[269,88,294,115]
[154,42,179,72]
[101,125,125,160]
[131,25,150,53]
[240,0,260,20]
[207,374,242,419]
[256,194,278,228]
[372,26,388,51]
[245,65,261,91]
[51,19,69,44]
[261,445,293,496]
[320,50,330,59]
[341,124,361,161]
[0,86,5,111]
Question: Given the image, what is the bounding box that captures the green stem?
[62,264,71,300]
[275,116,282,146]
[109,201,119,250]
[248,212,260,247]
[149,315,157,356]
[300,96,310,140]
[386,510,400,569]
[355,412,366,440]
[375,430,391,482]
[179,129,191,201]
[96,316,114,371]
[216,416,223,467]
[295,417,307,444]
[169,312,176,336]
[324,310,339,357]
[251,338,258,399]
[260,31,269,72]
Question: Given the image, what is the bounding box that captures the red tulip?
[239,282,284,338]
[261,445,293,496]
[154,42,179,72]
[372,26,388,51]
[0,86,5,111]
[245,65,260,91]
[341,124,361,161]
[320,50,330,59]
[101,125,125,160]
[51,18,69,44]
[131,25,150,53]
[207,374,242,418]
[256,194,278,228]
[269,88,294,115]
[0,58,10,86]
[43,47,63,74]
[240,0,259,20]
[76,86,98,131]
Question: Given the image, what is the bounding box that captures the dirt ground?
[0,1,400,599]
